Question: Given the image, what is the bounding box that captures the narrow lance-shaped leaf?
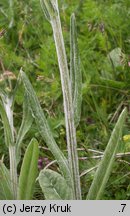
[38,169,73,200]
[18,138,39,200]
[0,101,14,146]
[0,161,13,200]
[20,70,73,193]
[87,107,127,200]
[98,78,126,90]
[40,0,51,22]
[16,93,33,165]
[0,97,17,199]
[9,0,14,28]
[70,13,82,127]
[40,0,58,22]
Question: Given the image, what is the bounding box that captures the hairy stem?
[41,0,81,199]
[9,145,17,199]
[4,96,17,199]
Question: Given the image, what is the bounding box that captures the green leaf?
[70,13,82,127]
[38,169,73,200]
[40,0,51,22]
[16,93,33,165]
[99,78,126,89]
[0,161,13,200]
[18,138,39,200]
[0,101,14,146]
[20,69,72,191]
[107,47,125,67]
[87,107,127,200]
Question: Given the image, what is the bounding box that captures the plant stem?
[44,0,81,199]
[9,145,17,199]
[4,96,17,199]
[9,0,14,28]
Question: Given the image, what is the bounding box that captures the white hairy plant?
[40,0,82,199]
